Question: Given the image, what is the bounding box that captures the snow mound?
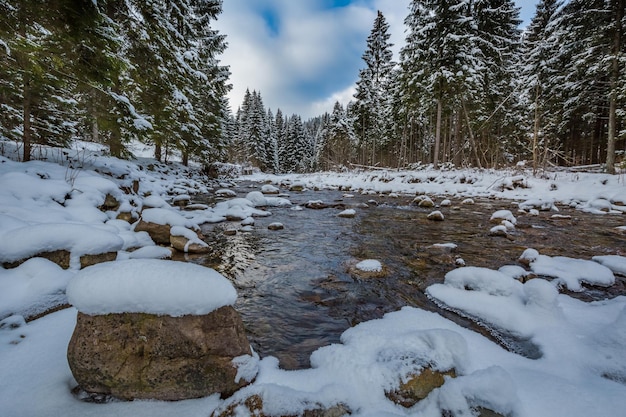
[67,259,236,316]
[139,208,195,228]
[246,191,291,207]
[490,209,516,224]
[219,308,521,417]
[592,255,626,276]
[0,224,124,267]
[443,266,518,296]
[427,266,564,338]
[0,258,74,320]
[520,248,615,291]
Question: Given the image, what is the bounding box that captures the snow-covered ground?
[1,140,625,417]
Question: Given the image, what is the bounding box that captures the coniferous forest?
[1,0,625,173]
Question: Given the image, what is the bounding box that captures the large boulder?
[67,306,252,400]
[66,259,254,401]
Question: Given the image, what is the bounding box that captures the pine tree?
[400,0,482,167]
[321,102,356,169]
[519,0,563,171]
[0,1,82,160]
[265,108,280,173]
[275,109,289,173]
[283,115,309,173]
[354,10,395,166]
[472,0,522,167]
[550,0,625,170]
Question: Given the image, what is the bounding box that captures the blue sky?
[214,0,539,119]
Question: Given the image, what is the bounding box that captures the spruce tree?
[321,102,356,169]
[520,0,563,171]
[472,0,521,166]
[550,0,625,170]
[354,10,395,166]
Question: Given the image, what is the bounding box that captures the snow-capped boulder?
[349,259,386,279]
[261,184,280,194]
[66,260,254,401]
[0,224,123,270]
[305,200,329,209]
[427,210,445,221]
[413,195,435,207]
[216,188,237,198]
[337,209,356,218]
[133,208,194,245]
[489,210,516,225]
[519,248,615,291]
[268,222,284,230]
[289,182,305,192]
[169,226,209,254]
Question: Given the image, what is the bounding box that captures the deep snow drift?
[0,140,625,417]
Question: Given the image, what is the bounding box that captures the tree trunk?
[606,0,623,174]
[532,83,540,175]
[461,99,483,169]
[434,99,442,168]
[154,144,162,162]
[22,73,32,162]
[92,115,99,143]
[453,111,461,166]
[107,85,123,158]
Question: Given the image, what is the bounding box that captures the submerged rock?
[268,222,284,230]
[337,209,356,218]
[427,211,445,221]
[67,306,253,401]
[306,200,329,209]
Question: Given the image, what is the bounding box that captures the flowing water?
[190,184,626,369]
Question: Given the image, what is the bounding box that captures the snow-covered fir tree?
[0,0,230,164]
[354,10,395,167]
[519,0,563,171]
[548,0,625,172]
[319,102,356,170]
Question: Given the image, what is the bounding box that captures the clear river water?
[185,183,626,369]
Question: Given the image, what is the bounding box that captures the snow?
[355,259,383,272]
[66,259,236,317]
[139,207,195,228]
[1,140,626,417]
[170,226,208,252]
[245,191,292,207]
[592,255,626,276]
[0,224,124,268]
[490,209,517,224]
[0,258,73,320]
[520,248,615,291]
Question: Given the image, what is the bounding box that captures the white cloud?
[215,0,397,118]
[215,0,533,119]
[310,84,357,116]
